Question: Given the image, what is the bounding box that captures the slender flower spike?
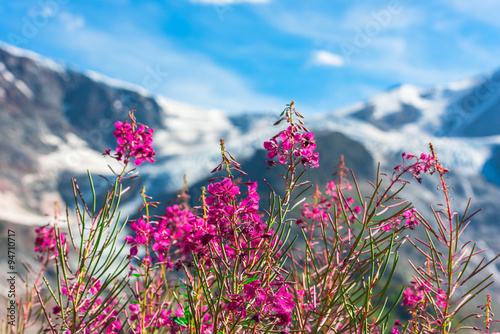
[264,103,319,168]
[104,110,156,166]
[34,224,67,262]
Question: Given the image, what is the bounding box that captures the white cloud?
[58,12,85,31]
[444,0,500,27]
[339,4,423,31]
[350,36,484,85]
[190,0,269,4]
[258,2,422,46]
[311,50,345,67]
[258,3,493,86]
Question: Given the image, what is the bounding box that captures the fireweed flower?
[379,208,420,232]
[264,124,319,168]
[242,279,295,327]
[381,216,402,232]
[402,280,447,310]
[34,224,67,262]
[125,203,215,265]
[157,203,210,260]
[402,208,420,230]
[300,179,361,228]
[395,151,448,183]
[104,111,156,166]
[60,276,101,301]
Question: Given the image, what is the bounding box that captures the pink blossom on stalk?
[264,137,280,159]
[402,280,447,310]
[325,180,337,196]
[402,283,426,308]
[128,303,141,321]
[241,279,295,328]
[89,279,101,294]
[34,225,67,262]
[264,124,319,168]
[301,150,319,168]
[436,289,447,308]
[403,208,420,230]
[244,280,267,306]
[129,245,138,258]
[129,217,152,245]
[381,217,402,232]
[274,311,293,327]
[207,177,240,201]
[397,151,448,183]
[104,111,156,166]
[225,294,247,318]
[301,132,316,150]
[55,276,122,332]
[157,203,210,259]
[270,286,295,313]
[300,178,361,229]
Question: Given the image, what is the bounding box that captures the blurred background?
[1,0,500,330]
[1,0,500,113]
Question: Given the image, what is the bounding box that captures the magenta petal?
[267,151,277,159]
[263,141,274,150]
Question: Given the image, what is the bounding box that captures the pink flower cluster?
[402,280,446,310]
[112,120,156,166]
[402,208,420,230]
[297,179,361,228]
[395,152,448,183]
[204,178,266,257]
[125,206,205,266]
[104,111,156,166]
[264,126,319,168]
[391,320,402,334]
[125,178,267,266]
[156,204,205,261]
[381,208,420,232]
[122,177,298,331]
[34,225,67,262]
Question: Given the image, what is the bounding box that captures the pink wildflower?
[264,125,319,168]
[105,111,156,166]
[34,225,67,262]
[403,208,419,230]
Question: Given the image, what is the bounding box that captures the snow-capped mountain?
[1,41,500,268]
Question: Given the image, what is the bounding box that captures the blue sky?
[1,0,499,114]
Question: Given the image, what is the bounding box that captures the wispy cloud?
[257,2,498,87]
[339,3,423,31]
[310,50,344,67]
[45,21,282,113]
[58,12,85,31]
[189,0,270,4]
[444,0,500,27]
[351,36,488,85]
